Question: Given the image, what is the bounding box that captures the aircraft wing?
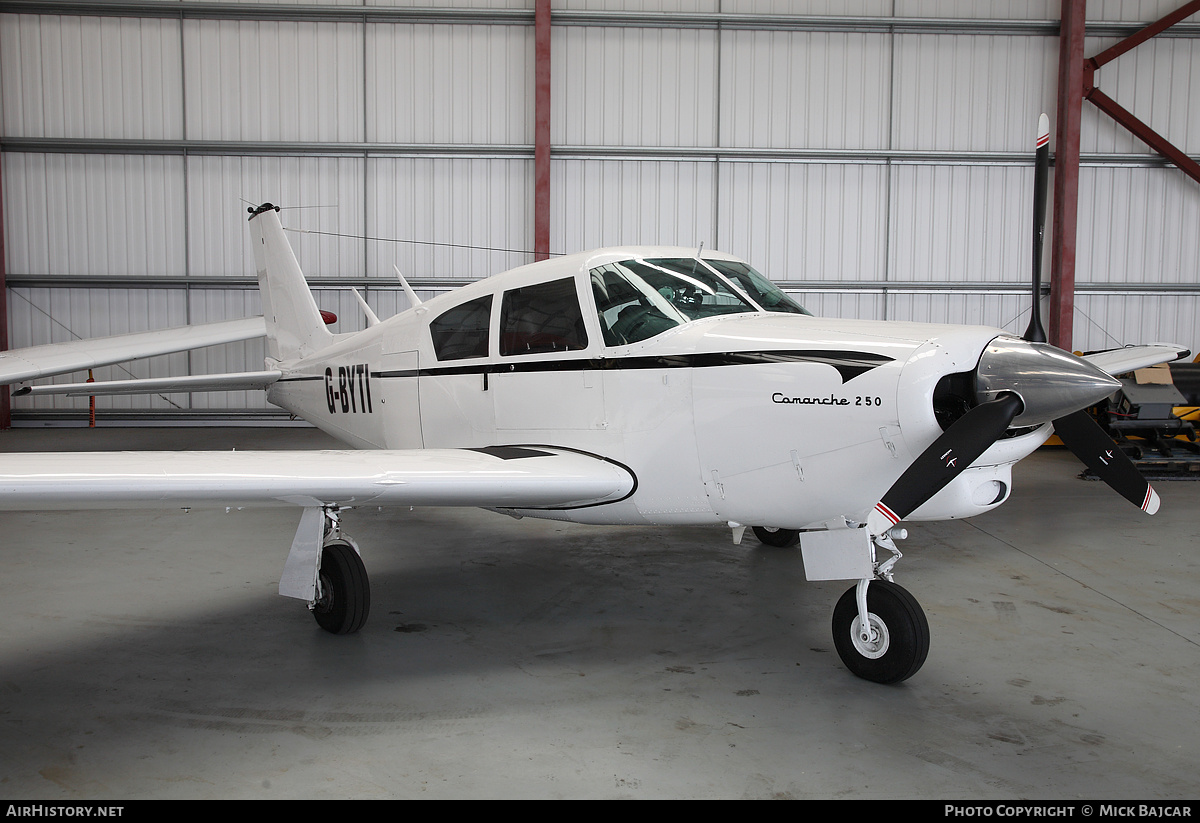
[0,445,636,512]
[0,316,267,385]
[1082,344,1190,376]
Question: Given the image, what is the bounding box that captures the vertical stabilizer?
[248,203,334,361]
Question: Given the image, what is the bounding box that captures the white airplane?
[0,130,1188,684]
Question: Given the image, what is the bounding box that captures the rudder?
[248,203,333,361]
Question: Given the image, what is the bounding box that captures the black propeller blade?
[1023,113,1050,344]
[869,393,1023,535]
[1053,409,1161,513]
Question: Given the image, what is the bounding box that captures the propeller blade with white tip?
[1052,409,1160,514]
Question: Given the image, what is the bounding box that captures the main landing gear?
[278,507,371,635]
[311,509,370,634]
[751,526,800,547]
[313,537,370,635]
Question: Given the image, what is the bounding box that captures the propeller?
[1018,114,1158,516]
[865,114,1158,537]
[866,346,1157,536]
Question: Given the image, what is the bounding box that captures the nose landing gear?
[832,578,929,684]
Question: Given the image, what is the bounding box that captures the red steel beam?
[1050,0,1087,352]
[0,153,8,429]
[1088,0,1200,68]
[534,0,551,261]
[1082,0,1200,187]
[1085,86,1200,185]
[1050,0,1200,352]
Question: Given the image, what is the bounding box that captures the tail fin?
[247,203,334,361]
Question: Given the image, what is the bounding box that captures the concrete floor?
[0,425,1197,800]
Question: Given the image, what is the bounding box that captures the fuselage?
[266,247,1051,530]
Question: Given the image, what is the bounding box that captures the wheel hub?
[850,612,889,659]
[314,571,334,613]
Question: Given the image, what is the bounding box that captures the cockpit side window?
[430,295,493,361]
[500,277,589,356]
[590,263,686,346]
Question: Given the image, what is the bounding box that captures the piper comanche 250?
[0,192,1185,683]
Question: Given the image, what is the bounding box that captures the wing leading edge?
[1082,344,1190,376]
[13,370,281,397]
[0,446,636,511]
[0,316,267,387]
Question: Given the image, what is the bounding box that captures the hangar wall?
[1,1,1198,418]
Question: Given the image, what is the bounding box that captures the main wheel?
[752,526,800,547]
[312,540,370,635]
[832,580,929,684]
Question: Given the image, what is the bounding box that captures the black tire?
[312,540,370,635]
[832,580,929,684]
[752,526,800,547]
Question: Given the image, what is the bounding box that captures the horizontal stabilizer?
[0,446,636,512]
[1082,344,1190,377]
[0,317,266,385]
[14,370,281,398]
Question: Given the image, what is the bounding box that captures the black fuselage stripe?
[273,350,894,385]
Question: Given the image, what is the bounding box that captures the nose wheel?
[832,579,929,684]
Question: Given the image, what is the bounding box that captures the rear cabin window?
[500,278,589,356]
[430,295,492,361]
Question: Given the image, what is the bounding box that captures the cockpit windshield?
[589,257,810,346]
[704,259,812,316]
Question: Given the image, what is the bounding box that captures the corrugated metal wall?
[2,1,1198,418]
